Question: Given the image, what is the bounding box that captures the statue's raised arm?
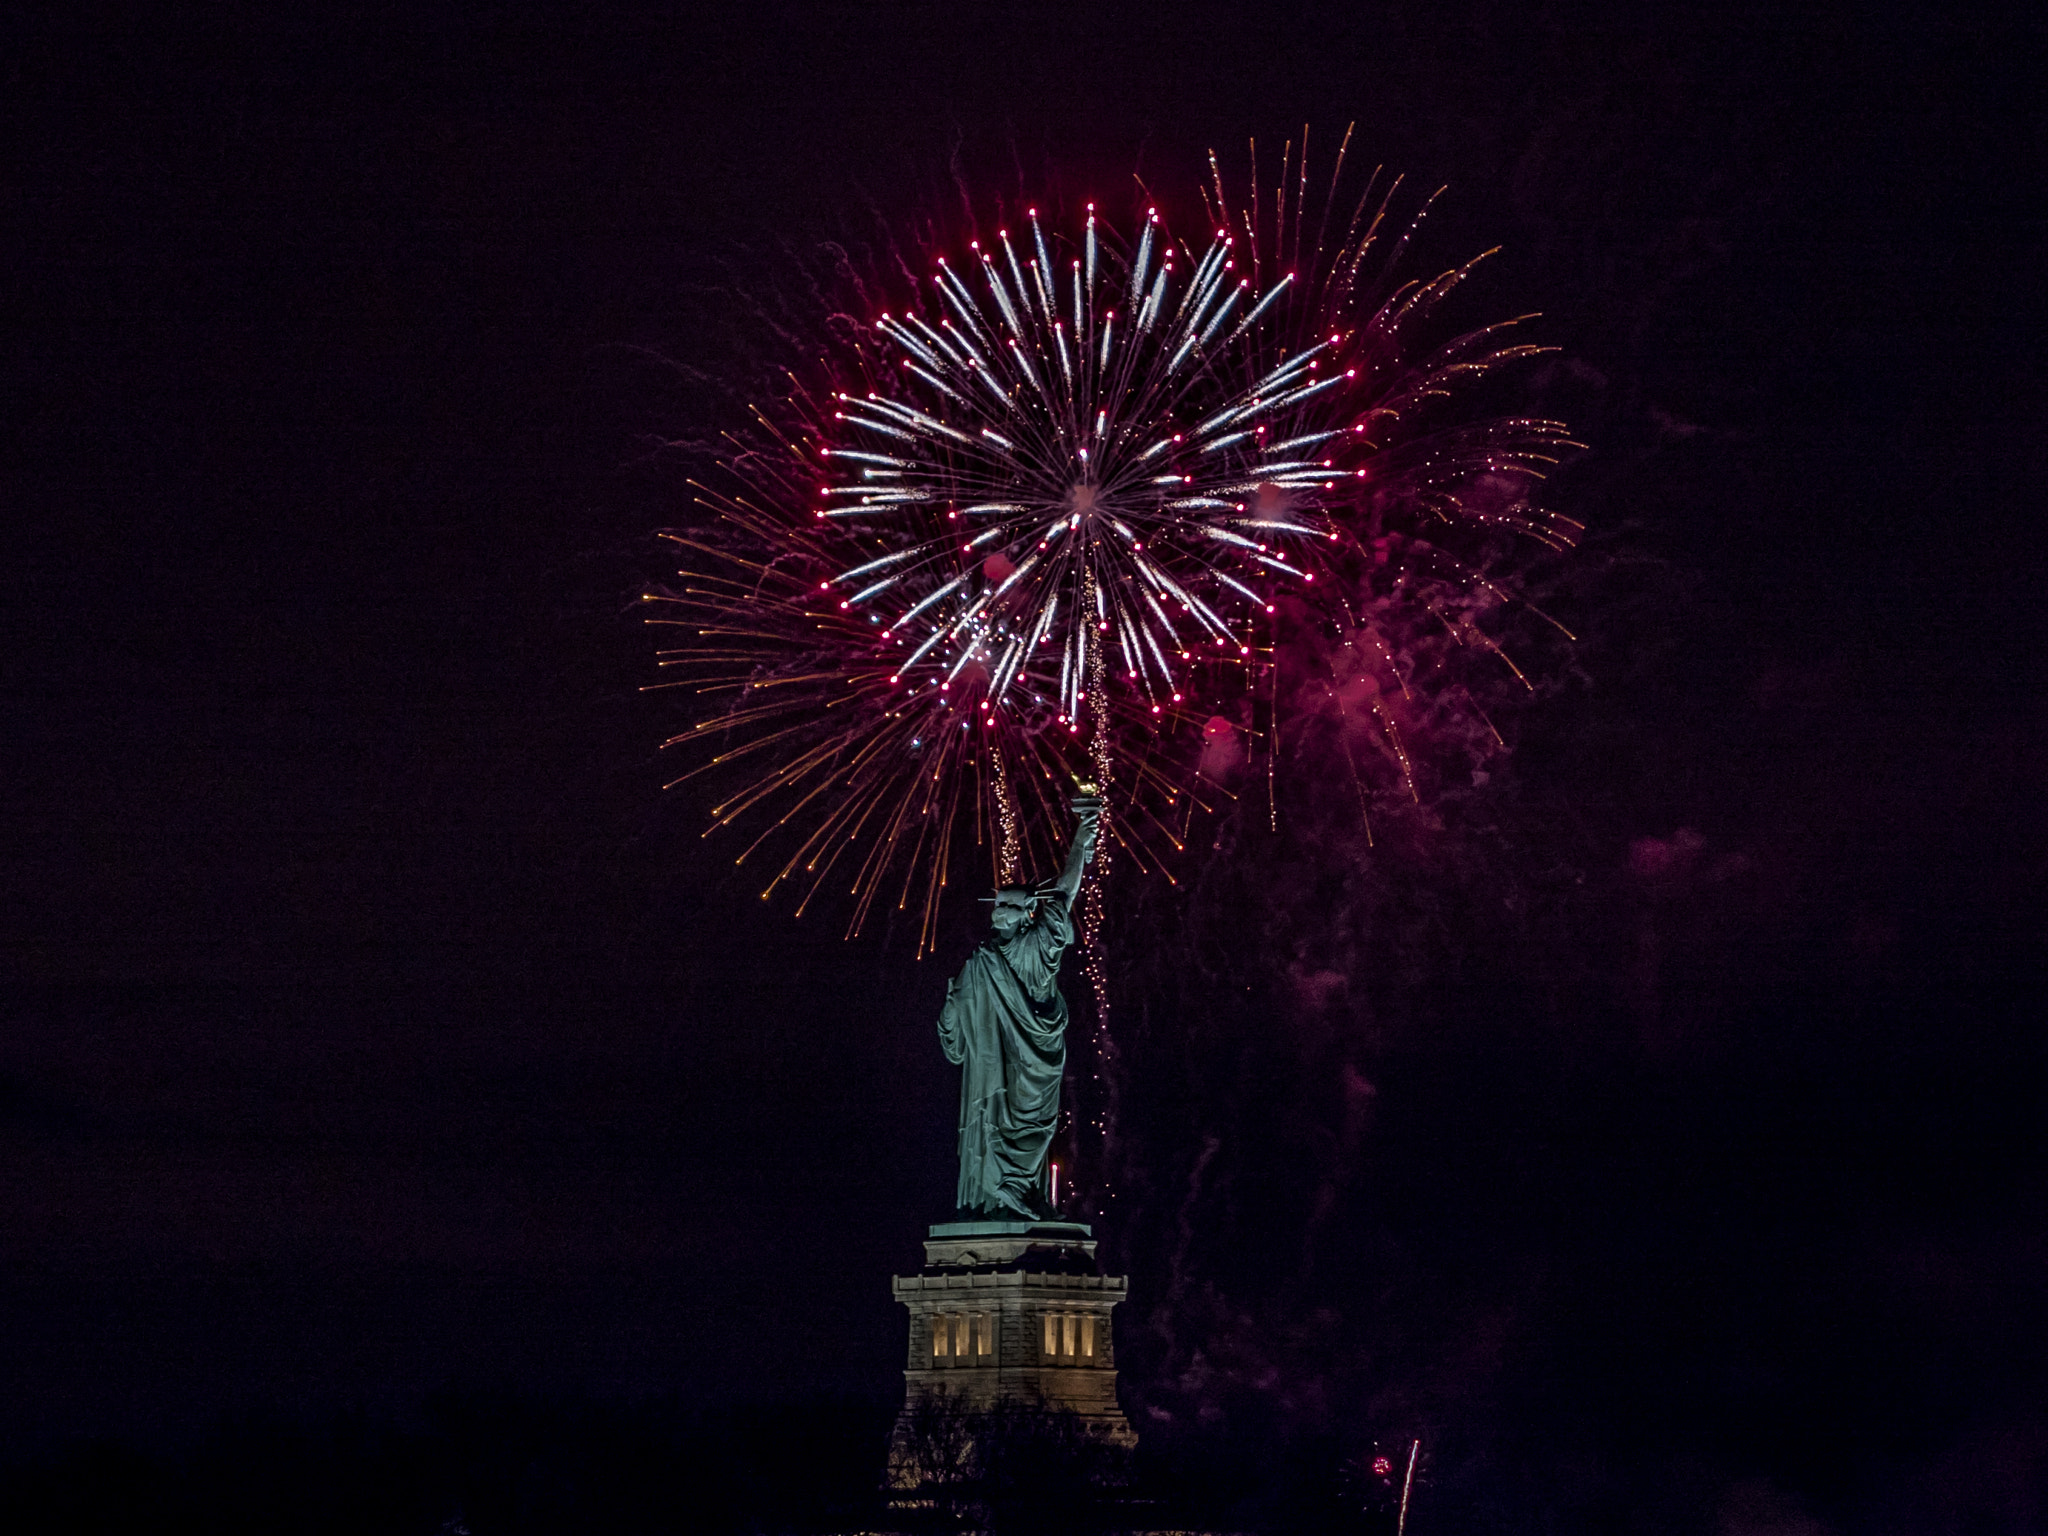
[1047,789,1102,911]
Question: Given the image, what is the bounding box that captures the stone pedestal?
[891,1220,1135,1449]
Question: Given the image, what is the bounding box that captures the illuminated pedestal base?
[889,1219,1135,1475]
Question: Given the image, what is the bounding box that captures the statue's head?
[985,886,1038,940]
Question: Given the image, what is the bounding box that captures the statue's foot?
[992,1185,1038,1221]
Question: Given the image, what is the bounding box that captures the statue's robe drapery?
[937,897,1073,1214]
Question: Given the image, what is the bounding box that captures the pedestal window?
[932,1310,992,1364]
[1040,1310,1100,1363]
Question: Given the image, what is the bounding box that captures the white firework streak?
[833,224,1373,720]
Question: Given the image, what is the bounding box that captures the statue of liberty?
[937,791,1101,1219]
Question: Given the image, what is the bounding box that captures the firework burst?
[648,128,1581,952]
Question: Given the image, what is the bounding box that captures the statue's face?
[989,891,1036,939]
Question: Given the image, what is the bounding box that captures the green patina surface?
[937,798,1099,1218]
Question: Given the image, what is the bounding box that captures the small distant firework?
[1340,1438,1425,1531]
[649,128,1580,951]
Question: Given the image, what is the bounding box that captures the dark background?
[4,3,2044,1532]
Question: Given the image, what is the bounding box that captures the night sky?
[5,5,2045,1532]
